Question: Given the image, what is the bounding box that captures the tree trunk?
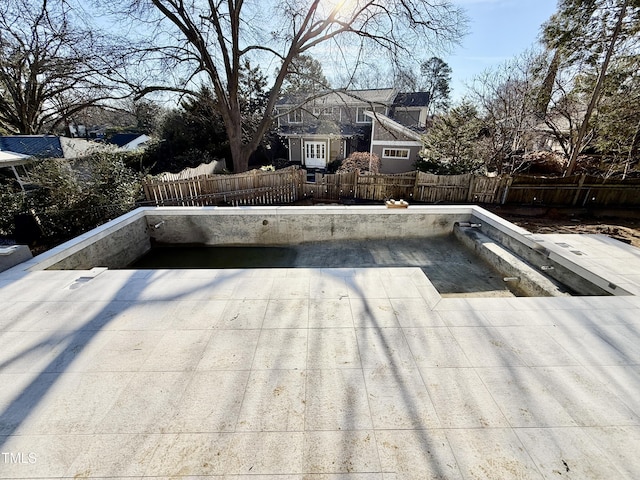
[536,49,561,119]
[232,145,251,173]
[565,0,629,176]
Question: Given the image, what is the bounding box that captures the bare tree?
[467,51,543,173]
[0,0,130,135]
[538,67,587,163]
[120,0,466,172]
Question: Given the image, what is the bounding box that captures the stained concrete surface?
[2,227,640,479]
[130,236,516,297]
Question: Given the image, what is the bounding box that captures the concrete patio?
[1,209,640,478]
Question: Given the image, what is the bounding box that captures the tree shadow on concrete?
[0,268,246,452]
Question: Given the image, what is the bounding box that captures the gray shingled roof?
[277,88,396,107]
[393,92,430,107]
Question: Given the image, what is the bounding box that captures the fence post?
[572,174,587,206]
[413,171,420,201]
[466,175,476,203]
[142,182,151,205]
[500,176,514,205]
[296,168,303,201]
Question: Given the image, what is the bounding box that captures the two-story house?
[275,88,429,174]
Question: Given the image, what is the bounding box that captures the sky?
[444,0,559,100]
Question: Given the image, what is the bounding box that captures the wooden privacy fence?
[413,173,506,204]
[143,167,305,206]
[142,166,640,208]
[305,171,508,203]
[301,170,359,200]
[503,174,640,207]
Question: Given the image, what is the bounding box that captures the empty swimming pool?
[128,236,578,298]
[14,205,621,298]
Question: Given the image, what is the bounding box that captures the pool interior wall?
[12,205,621,297]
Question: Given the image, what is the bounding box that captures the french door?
[304,141,327,168]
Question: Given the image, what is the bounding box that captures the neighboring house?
[0,136,63,190]
[0,135,111,159]
[0,135,115,189]
[367,111,424,174]
[530,114,576,155]
[60,137,112,158]
[276,88,430,174]
[390,92,431,129]
[67,124,107,140]
[108,133,151,151]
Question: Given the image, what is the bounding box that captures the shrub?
[14,151,142,246]
[337,152,380,174]
[326,157,343,173]
[0,183,25,237]
[272,157,291,170]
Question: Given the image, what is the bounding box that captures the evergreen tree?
[142,60,274,173]
[541,0,640,175]
[420,57,452,115]
[588,56,640,177]
[282,55,330,96]
[142,87,229,174]
[416,103,486,175]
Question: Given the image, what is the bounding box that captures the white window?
[288,109,303,124]
[356,106,385,123]
[356,107,370,123]
[313,107,333,117]
[382,148,410,159]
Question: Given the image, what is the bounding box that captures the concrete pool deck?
[1,207,640,478]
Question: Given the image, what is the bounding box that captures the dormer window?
[313,107,334,117]
[356,106,385,124]
[356,107,370,124]
[288,109,303,124]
